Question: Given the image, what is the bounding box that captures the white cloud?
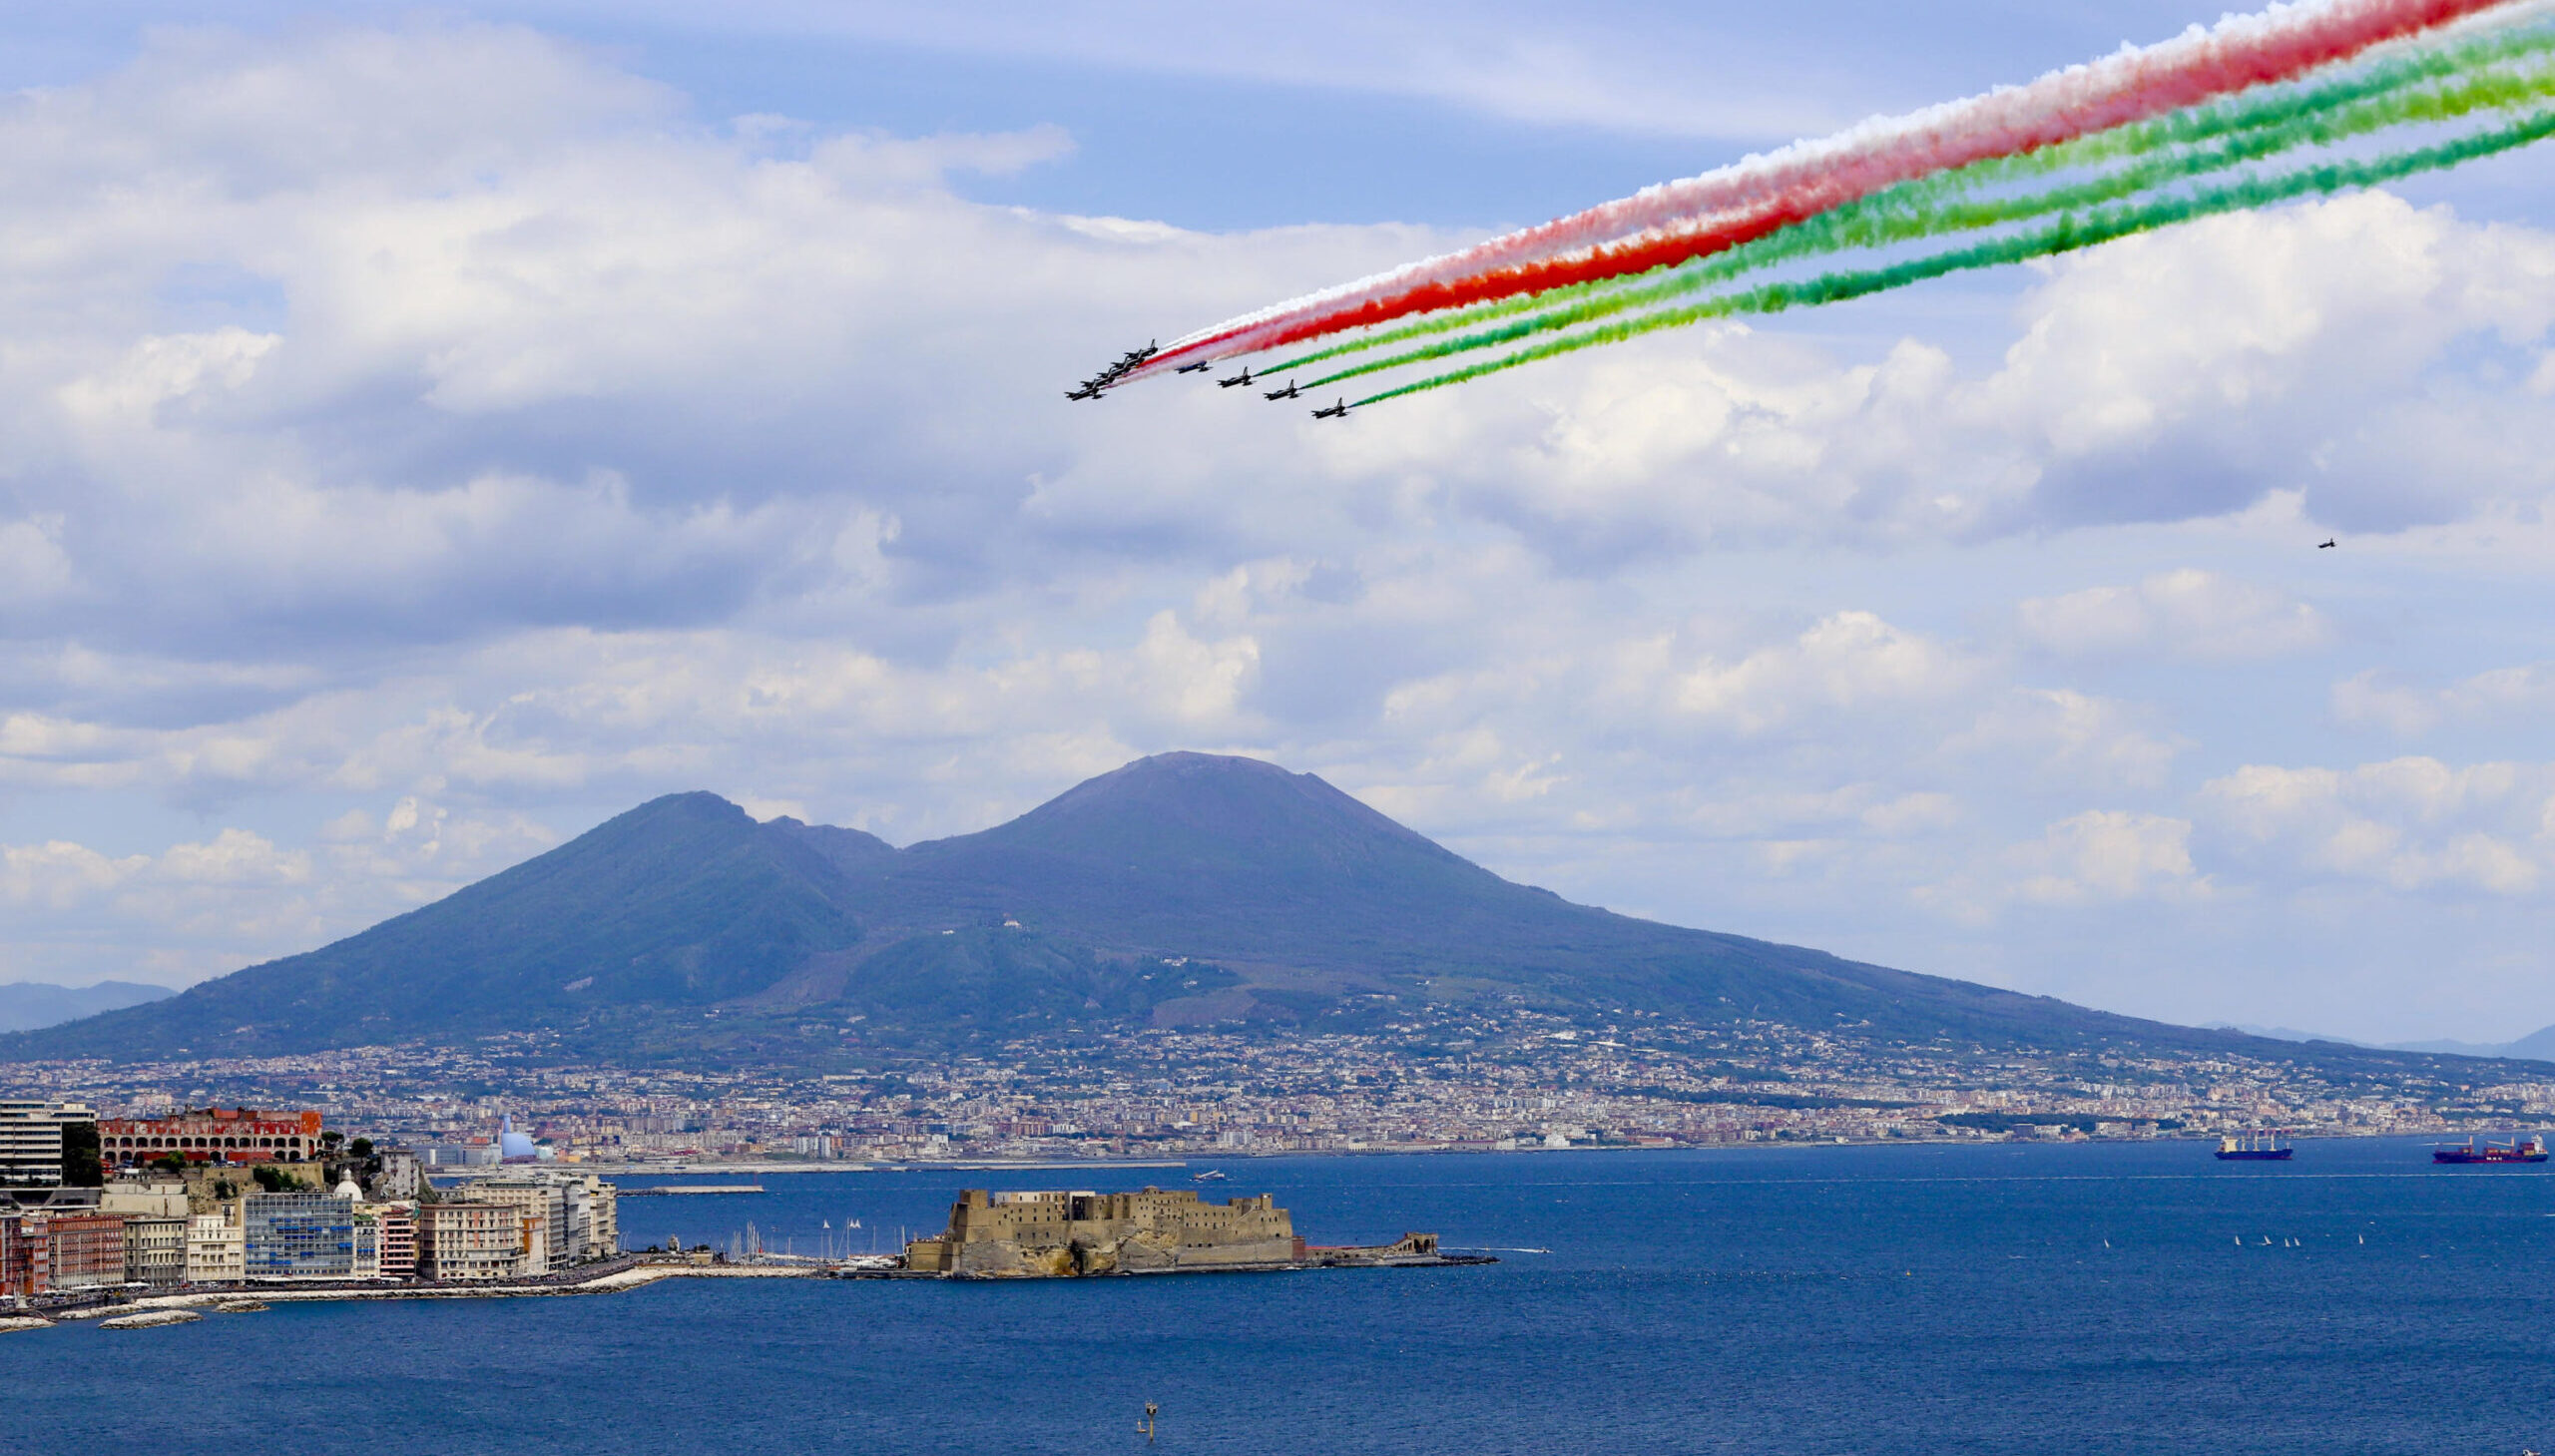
[1948,688,2185,792]
[2018,568,2329,662]
[2200,756,2555,897]
[2332,664,2555,738]
[3,20,2555,1038]
[1661,611,1977,735]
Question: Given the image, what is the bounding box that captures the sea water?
[8,1136,2550,1455]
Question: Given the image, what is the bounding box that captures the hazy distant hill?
[0,752,2522,1069]
[0,980,172,1033]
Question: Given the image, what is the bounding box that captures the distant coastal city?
[9,1006,2545,1178]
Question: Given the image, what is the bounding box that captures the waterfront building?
[243,1192,364,1280]
[417,1203,534,1280]
[365,1205,416,1277]
[122,1213,188,1286]
[39,1212,128,1289]
[97,1108,321,1169]
[0,1213,50,1294]
[904,1187,1296,1276]
[186,1213,244,1283]
[0,1100,95,1186]
[573,1175,619,1259]
[470,1179,564,1271]
[472,1172,619,1266]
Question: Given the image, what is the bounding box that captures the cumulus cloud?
[2200,756,2555,897]
[2332,664,2555,737]
[3,19,2554,1038]
[2017,569,2329,662]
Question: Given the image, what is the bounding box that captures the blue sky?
[2,2,2552,1042]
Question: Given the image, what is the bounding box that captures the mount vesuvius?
[0,752,2387,1067]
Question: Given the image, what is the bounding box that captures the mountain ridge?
[2,752,2534,1071]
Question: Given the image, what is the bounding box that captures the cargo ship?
[2431,1134,2549,1165]
[2215,1130,2294,1161]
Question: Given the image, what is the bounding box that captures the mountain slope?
[0,752,2507,1067]
[0,981,173,1034]
[10,792,863,1058]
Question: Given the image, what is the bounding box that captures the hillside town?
[5,1007,2542,1182]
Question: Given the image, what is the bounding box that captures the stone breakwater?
[99,1309,202,1330]
[20,1260,824,1330]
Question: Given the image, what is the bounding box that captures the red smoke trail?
[1132,0,2521,379]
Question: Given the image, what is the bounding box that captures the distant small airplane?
[1218,367,1256,388]
[2317,538,2337,549]
[1117,340,1158,367]
[1263,379,1299,400]
[1176,360,1213,374]
[1065,383,1104,401]
[1311,398,1349,419]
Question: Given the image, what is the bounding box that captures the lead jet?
[1311,398,1349,419]
[1263,379,1299,400]
[1117,340,1159,368]
[1218,366,1256,388]
[1176,360,1214,374]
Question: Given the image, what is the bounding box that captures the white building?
[473,1172,618,1266]
[0,1101,94,1186]
[186,1213,244,1283]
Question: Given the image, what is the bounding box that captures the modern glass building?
[243,1192,370,1279]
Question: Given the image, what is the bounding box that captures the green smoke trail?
[1348,106,2555,407]
[1294,61,2555,396]
[1253,25,2555,381]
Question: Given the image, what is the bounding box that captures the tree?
[251,1164,304,1194]
[321,1131,343,1150]
[150,1154,187,1175]
[60,1122,104,1188]
[347,1137,373,1159]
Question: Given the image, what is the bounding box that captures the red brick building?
[36,1212,126,1290]
[97,1108,322,1168]
[0,1213,50,1295]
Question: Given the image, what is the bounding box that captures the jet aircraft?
[1263,379,1300,400]
[1311,398,1350,419]
[1065,383,1105,401]
[1177,360,1214,374]
[1219,367,1256,388]
[2317,538,2337,549]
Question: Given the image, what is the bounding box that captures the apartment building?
[186,1213,245,1283]
[417,1203,529,1280]
[0,1100,94,1186]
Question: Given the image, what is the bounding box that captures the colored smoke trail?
[1254,25,2555,382]
[1127,0,2532,379]
[1346,106,2555,406]
[1278,44,2555,392]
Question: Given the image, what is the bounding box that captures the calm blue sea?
[9,1137,2552,1455]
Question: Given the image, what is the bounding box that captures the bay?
[8,1135,2550,1455]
